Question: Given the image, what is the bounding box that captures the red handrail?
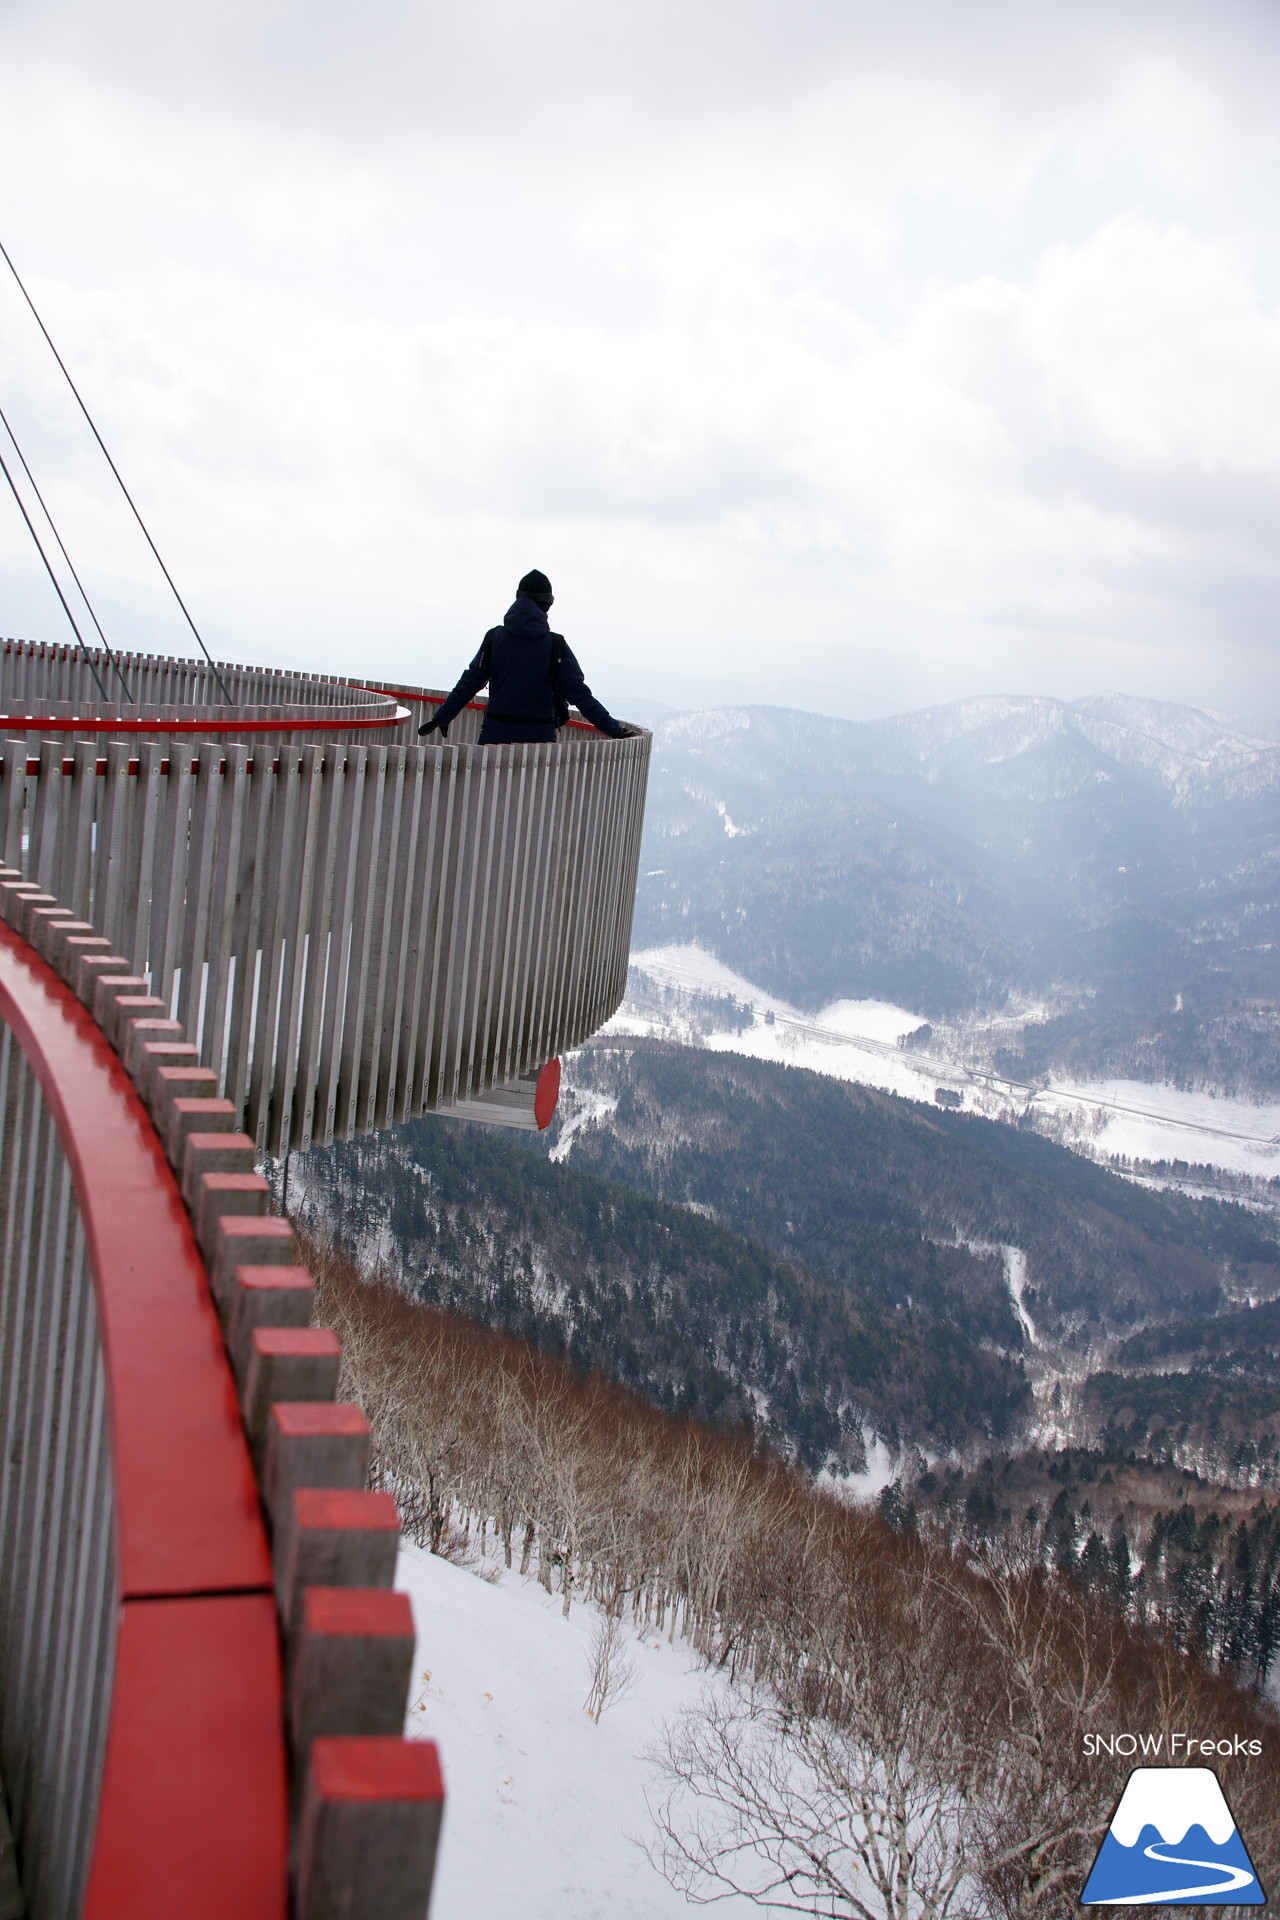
[0,925,287,1917]
[0,706,410,734]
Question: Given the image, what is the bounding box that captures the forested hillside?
[557,1040,1280,1341]
[888,1444,1280,1693]
[286,1103,1027,1463]
[287,1038,1280,1470]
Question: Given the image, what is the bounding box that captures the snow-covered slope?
[397,1543,757,1920]
[606,945,1280,1182]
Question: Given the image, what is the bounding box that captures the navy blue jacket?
[431,597,626,741]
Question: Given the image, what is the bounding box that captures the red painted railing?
[0,879,446,1917]
[0,708,411,734]
[0,921,288,1917]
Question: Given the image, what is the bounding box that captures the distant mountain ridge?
[636,691,1280,1092]
[658,692,1280,803]
[870,692,1280,803]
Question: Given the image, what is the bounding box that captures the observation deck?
[0,637,651,1146]
[0,634,651,1916]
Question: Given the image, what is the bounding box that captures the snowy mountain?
[635,692,1280,1092]
[868,693,1280,804]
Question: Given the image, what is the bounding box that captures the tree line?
[884,1453,1280,1694]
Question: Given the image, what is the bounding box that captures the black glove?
[613,722,640,738]
[417,711,449,739]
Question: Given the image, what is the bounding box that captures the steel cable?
[0,236,233,703]
[0,401,134,704]
[0,440,111,701]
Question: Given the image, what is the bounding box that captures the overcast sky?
[1,0,1278,719]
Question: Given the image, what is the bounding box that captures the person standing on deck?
[417,570,636,745]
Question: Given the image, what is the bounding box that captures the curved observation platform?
[0,637,409,750]
[0,637,651,1150]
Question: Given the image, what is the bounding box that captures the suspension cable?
[0,402,134,705]
[0,442,112,702]
[0,237,233,704]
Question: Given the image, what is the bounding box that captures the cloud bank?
[0,0,1277,717]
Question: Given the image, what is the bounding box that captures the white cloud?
[0,0,1278,716]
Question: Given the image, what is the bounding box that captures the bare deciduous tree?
[584,1608,639,1723]
[649,1667,987,1920]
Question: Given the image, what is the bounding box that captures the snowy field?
[1028,1076,1280,1177]
[604,945,1280,1183]
[607,943,947,1103]
[398,1542,758,1920]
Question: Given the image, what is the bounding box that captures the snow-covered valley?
[604,944,1280,1188]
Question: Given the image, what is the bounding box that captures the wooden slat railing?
[0,640,651,1152]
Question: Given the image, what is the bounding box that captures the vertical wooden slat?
[29,741,65,893]
[224,745,277,1124]
[176,743,225,1052]
[293,746,348,1149]
[247,749,300,1150]
[454,747,505,1098]
[433,748,483,1108]
[332,747,388,1138]
[55,739,95,926]
[0,741,29,871]
[354,745,403,1133]
[203,745,252,1098]
[95,741,135,956]
[125,743,165,979]
[379,746,427,1129]
[312,745,367,1147]
[270,747,326,1152]
[486,743,529,1088]
[152,748,195,1021]
[392,747,445,1124]
[503,741,559,1084]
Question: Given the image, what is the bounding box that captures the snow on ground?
[819,1427,901,1504]
[549,1089,619,1164]
[703,1018,942,1104]
[1004,1248,1036,1347]
[1028,1078,1280,1178]
[819,997,931,1044]
[609,944,942,1103]
[397,1541,759,1920]
[603,945,1280,1185]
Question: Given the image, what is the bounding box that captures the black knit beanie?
[517,569,553,610]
